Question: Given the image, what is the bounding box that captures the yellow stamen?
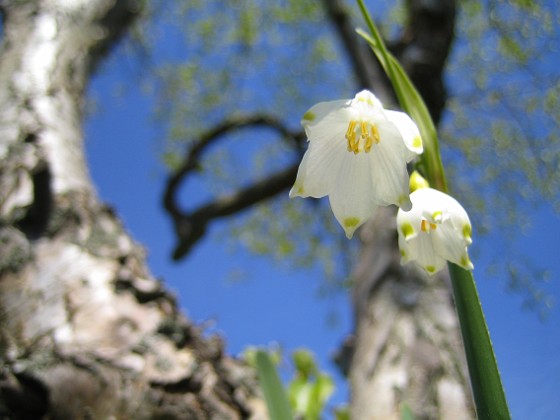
[346,121,358,153]
[361,121,371,152]
[345,120,380,154]
[421,220,437,232]
[371,124,380,144]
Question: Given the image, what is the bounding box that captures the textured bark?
[0,1,264,418]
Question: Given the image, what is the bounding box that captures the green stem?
[449,264,511,419]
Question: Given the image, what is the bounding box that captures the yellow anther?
[364,136,372,153]
[371,124,380,144]
[346,121,358,153]
[362,121,372,152]
[421,219,438,232]
[345,120,380,154]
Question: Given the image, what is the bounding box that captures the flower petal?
[385,110,423,161]
[446,197,473,245]
[289,145,340,198]
[328,152,376,238]
[368,122,412,210]
[396,203,423,241]
[301,99,350,134]
[432,223,474,270]
[405,230,447,275]
[290,108,352,198]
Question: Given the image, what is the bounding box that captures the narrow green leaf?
[255,350,294,420]
[448,264,511,419]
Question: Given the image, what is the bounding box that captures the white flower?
[397,187,474,275]
[289,90,423,238]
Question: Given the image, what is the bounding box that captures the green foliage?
[120,0,560,309]
[250,347,342,420]
[288,349,334,420]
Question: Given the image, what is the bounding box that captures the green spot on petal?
[412,136,422,149]
[303,111,315,122]
[400,249,406,257]
[344,217,360,229]
[432,210,443,223]
[400,222,414,239]
[463,224,472,239]
[460,255,473,269]
[426,265,436,273]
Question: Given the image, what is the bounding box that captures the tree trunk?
[0,1,264,418]
[344,208,475,419]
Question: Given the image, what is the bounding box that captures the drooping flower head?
[289,90,423,238]
[397,185,474,276]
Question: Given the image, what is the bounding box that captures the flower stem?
[449,264,511,419]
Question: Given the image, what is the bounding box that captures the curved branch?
[163,114,304,260]
[171,163,299,260]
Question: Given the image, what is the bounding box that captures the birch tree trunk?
[345,208,475,419]
[0,1,264,418]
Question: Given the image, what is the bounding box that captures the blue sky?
[84,13,560,419]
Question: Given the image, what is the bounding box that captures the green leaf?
[256,350,294,420]
[448,264,511,419]
[288,350,335,420]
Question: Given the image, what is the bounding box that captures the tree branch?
[163,114,304,260]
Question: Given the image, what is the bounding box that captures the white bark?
[0,1,264,418]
